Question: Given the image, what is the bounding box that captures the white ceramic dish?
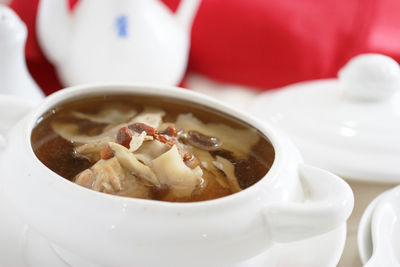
[0,86,353,266]
[247,54,400,183]
[358,186,400,267]
[0,95,347,267]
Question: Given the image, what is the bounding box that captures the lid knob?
[338,54,400,101]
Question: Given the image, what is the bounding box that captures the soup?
[31,95,275,202]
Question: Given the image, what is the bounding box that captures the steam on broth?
[31,95,275,202]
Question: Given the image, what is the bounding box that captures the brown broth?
[31,94,275,202]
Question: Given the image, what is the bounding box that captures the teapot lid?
[248,54,400,183]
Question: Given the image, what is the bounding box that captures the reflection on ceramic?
[359,187,400,267]
[0,84,353,266]
[247,54,400,183]
[0,5,44,102]
[37,0,200,86]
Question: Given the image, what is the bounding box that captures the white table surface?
[186,72,398,267]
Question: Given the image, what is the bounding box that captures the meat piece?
[74,157,125,194]
[74,169,95,188]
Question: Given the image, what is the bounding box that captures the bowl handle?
[0,96,36,151]
[263,164,354,243]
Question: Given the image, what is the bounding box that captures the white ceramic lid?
[248,54,400,183]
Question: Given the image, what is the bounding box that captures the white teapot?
[36,0,201,86]
[0,5,44,103]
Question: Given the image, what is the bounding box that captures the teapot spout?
[36,0,72,64]
[175,0,201,32]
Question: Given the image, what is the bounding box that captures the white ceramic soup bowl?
[0,84,353,267]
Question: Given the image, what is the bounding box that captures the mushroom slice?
[151,145,204,198]
[108,142,159,185]
[213,156,242,193]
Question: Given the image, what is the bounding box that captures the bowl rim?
[25,83,287,208]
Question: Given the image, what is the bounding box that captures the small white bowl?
[358,186,400,266]
[0,84,354,267]
[358,190,388,263]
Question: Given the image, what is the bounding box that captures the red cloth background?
[9,0,400,95]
